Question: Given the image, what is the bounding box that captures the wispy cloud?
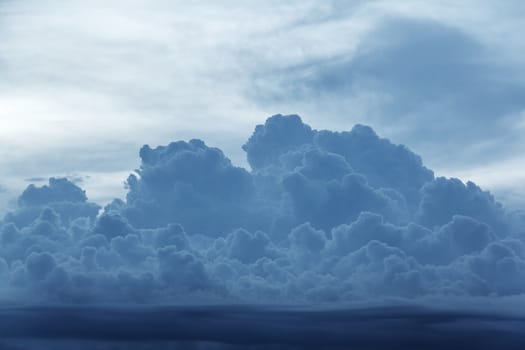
[0,0,523,205]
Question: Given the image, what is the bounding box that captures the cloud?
[123,140,257,235]
[157,247,212,292]
[254,16,525,174]
[1,305,525,350]
[283,171,403,230]
[417,177,508,232]
[0,1,524,344]
[243,114,315,170]
[0,114,524,307]
[25,251,56,281]
[18,177,87,206]
[3,178,100,230]
[245,115,433,204]
[0,1,524,209]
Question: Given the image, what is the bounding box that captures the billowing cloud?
[0,115,524,308]
[1,1,524,346]
[122,139,268,236]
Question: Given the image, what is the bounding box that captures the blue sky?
[0,0,524,209]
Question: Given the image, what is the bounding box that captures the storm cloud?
[2,1,525,209]
[1,304,525,350]
[0,114,523,306]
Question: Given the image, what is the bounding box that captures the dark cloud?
[315,125,434,207]
[122,139,266,236]
[1,1,524,345]
[417,177,508,232]
[244,114,433,211]
[18,177,87,206]
[283,171,402,230]
[243,114,314,170]
[1,305,525,349]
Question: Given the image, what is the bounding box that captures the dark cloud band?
[1,305,524,349]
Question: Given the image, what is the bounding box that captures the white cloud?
[0,0,523,206]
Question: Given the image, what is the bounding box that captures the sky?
[2,1,525,348]
[0,0,524,209]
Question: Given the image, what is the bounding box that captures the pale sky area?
[0,0,524,209]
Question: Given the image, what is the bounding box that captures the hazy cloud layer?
[0,1,524,206]
[2,305,525,350]
[255,17,525,168]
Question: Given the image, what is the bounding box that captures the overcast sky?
[1,0,524,209]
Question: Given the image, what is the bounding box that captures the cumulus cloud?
[122,139,263,235]
[417,177,507,232]
[256,17,525,171]
[0,115,523,307]
[4,177,100,229]
[1,1,524,345]
[243,114,315,171]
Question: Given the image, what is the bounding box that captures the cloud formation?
[1,1,525,210]
[2,305,525,350]
[257,17,525,169]
[0,114,524,307]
